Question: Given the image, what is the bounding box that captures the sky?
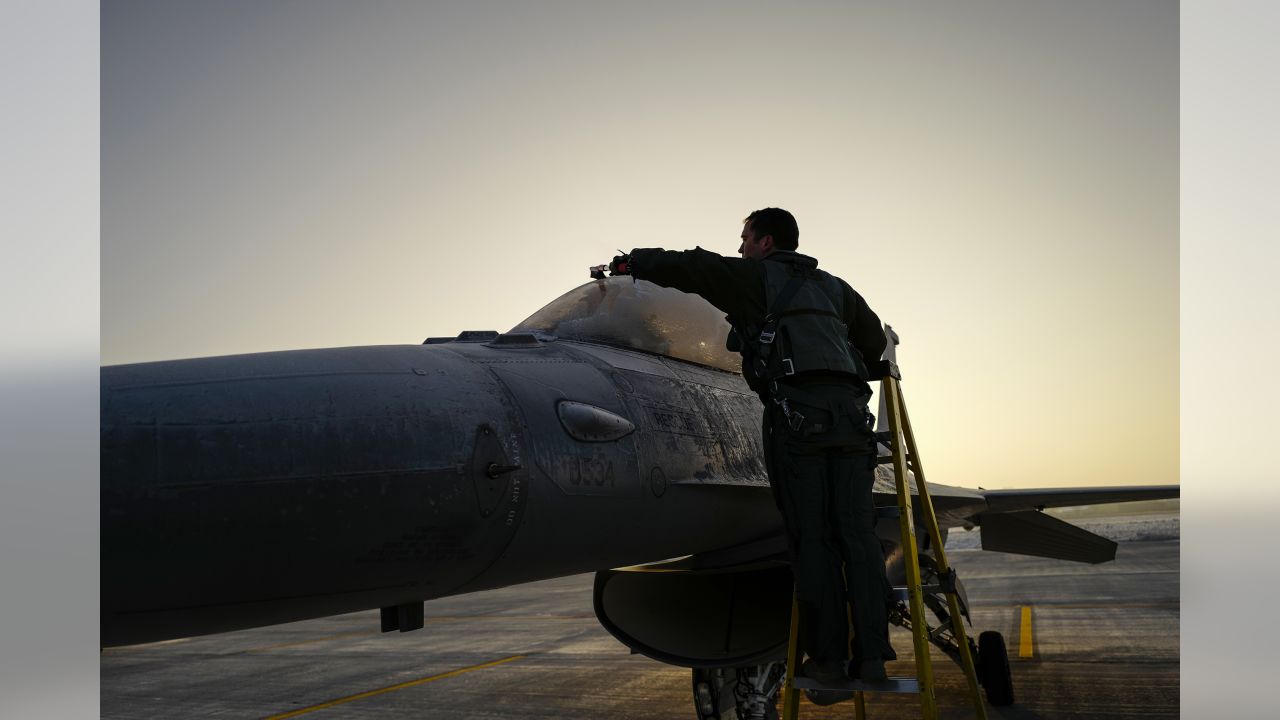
[101,0,1177,491]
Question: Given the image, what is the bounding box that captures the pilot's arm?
[626,247,758,319]
[840,280,887,366]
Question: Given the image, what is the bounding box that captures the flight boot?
[800,658,854,706]
[852,659,888,683]
[800,657,848,685]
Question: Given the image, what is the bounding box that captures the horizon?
[102,1,1177,491]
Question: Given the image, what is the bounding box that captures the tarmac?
[102,525,1178,719]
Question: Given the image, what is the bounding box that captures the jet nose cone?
[101,344,527,645]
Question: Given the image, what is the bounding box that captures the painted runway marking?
[1019,606,1034,658]
[261,654,526,719]
[245,630,371,654]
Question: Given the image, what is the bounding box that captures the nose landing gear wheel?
[976,630,1015,706]
[692,664,784,720]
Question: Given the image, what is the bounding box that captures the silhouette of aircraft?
[101,278,1177,715]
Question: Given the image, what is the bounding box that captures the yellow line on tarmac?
[1019,606,1034,658]
[262,654,526,719]
[245,631,372,654]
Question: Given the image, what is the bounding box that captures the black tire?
[691,666,782,720]
[977,630,1015,706]
[691,668,716,720]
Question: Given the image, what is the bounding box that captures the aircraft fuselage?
[102,336,798,646]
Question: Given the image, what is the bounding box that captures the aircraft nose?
[100,344,527,645]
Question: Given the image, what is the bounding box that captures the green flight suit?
[628,246,895,667]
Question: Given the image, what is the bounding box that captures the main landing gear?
[976,630,1015,706]
[889,564,1016,707]
[692,662,786,720]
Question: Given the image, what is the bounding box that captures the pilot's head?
[739,207,798,259]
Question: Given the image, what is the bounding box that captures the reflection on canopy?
[511,278,742,374]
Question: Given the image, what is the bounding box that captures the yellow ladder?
[779,366,987,720]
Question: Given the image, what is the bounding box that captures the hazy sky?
[102,0,1177,490]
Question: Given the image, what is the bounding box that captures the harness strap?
[756,270,807,349]
[767,270,810,324]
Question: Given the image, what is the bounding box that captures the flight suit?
[628,246,895,669]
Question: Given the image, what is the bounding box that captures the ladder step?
[791,676,921,694]
[875,505,900,519]
[891,585,943,602]
[875,455,916,467]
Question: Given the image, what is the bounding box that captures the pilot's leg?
[830,446,895,668]
[777,448,846,668]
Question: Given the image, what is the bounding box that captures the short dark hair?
[743,207,799,251]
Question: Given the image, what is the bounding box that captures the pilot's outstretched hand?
[609,254,632,276]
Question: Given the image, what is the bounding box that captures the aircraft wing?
[979,484,1180,514]
[631,484,1181,571]
[970,484,1178,564]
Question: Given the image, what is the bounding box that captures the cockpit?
[511,278,743,374]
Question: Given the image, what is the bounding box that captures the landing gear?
[976,630,1015,706]
[692,662,786,720]
[887,573,967,666]
[887,563,1016,708]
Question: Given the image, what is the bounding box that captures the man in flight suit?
[609,207,895,683]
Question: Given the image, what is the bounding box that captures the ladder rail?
[893,378,987,720]
[884,376,940,720]
[782,587,802,718]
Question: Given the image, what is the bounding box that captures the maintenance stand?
[779,358,992,720]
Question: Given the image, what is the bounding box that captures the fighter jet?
[101,277,1178,717]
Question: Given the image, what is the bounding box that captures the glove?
[608,253,632,276]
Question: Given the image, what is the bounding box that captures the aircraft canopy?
[512,278,743,374]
